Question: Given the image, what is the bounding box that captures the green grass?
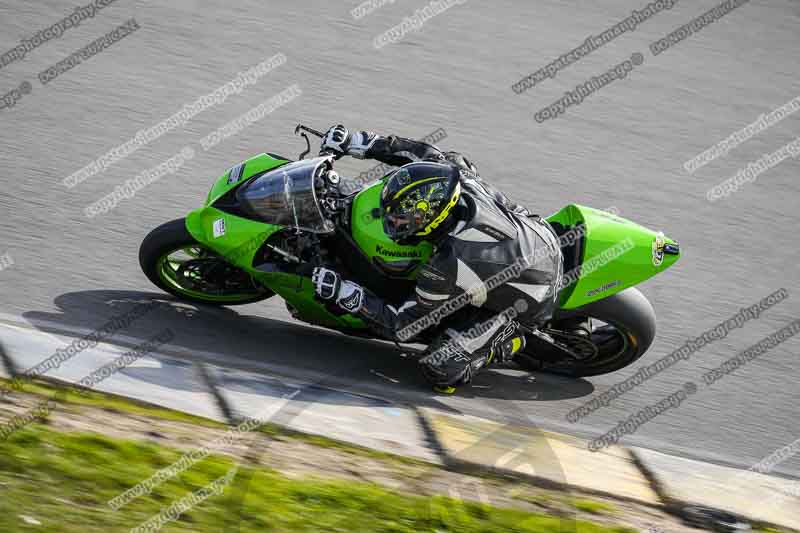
[0,377,227,429]
[1,376,426,468]
[572,499,617,515]
[0,424,637,533]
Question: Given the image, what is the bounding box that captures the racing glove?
[320,125,377,158]
[311,267,365,313]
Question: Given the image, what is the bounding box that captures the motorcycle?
[139,125,681,377]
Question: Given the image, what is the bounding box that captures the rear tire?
[139,218,275,306]
[514,288,656,377]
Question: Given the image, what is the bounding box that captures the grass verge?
[1,376,424,467]
[0,423,638,532]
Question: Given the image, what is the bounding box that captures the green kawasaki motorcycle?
[139,125,681,377]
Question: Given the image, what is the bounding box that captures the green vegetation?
[0,424,637,532]
[571,498,617,515]
[1,377,227,429]
[1,377,425,467]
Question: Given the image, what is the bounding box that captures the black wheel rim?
[156,245,270,303]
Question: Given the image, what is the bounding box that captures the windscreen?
[236,158,334,233]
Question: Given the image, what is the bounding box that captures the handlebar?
[295,123,342,160]
[294,124,325,138]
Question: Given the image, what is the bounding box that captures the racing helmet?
[380,161,461,241]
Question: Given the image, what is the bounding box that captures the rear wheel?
[139,218,275,306]
[514,288,656,377]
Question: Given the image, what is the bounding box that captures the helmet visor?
[383,174,451,240]
[383,210,428,240]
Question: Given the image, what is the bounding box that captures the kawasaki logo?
[375,244,422,258]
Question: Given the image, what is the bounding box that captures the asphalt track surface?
[0,0,798,479]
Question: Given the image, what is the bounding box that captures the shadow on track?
[19,289,595,408]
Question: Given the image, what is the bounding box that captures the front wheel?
[514,288,656,377]
[139,218,275,306]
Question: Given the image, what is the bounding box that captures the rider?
[311,125,564,392]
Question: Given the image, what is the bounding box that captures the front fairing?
[205,153,290,207]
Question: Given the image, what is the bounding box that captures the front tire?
[514,288,656,377]
[139,218,275,306]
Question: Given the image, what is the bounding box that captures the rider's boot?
[422,320,527,394]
